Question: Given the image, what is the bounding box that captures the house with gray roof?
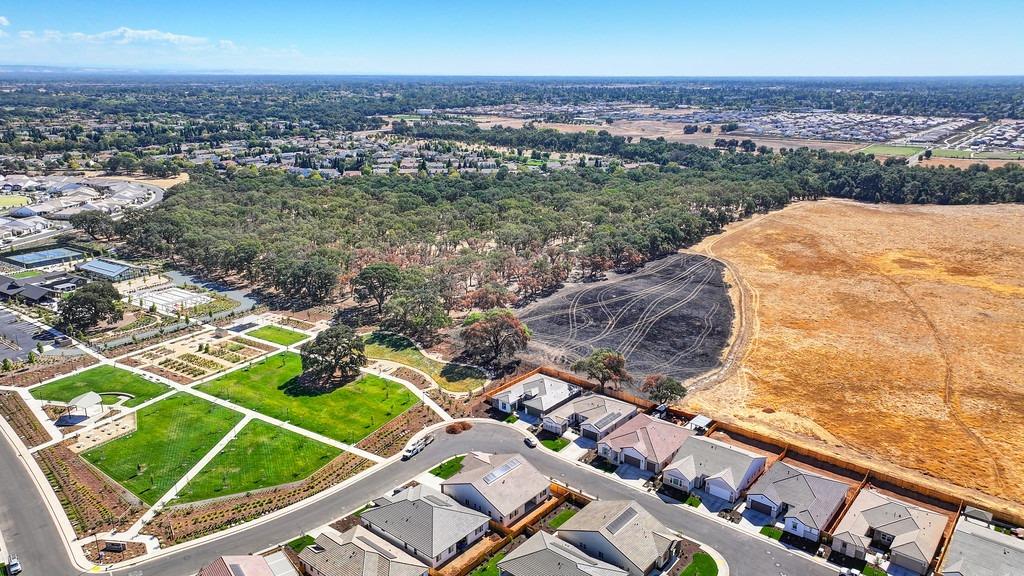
[745,462,849,542]
[360,485,489,568]
[597,414,692,474]
[498,531,627,576]
[543,394,638,440]
[298,526,428,576]
[442,453,550,527]
[663,436,766,503]
[492,373,579,417]
[940,515,1024,576]
[556,500,681,576]
[831,489,947,576]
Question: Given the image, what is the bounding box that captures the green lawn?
[760,526,783,540]
[685,494,702,508]
[931,148,973,158]
[470,552,506,576]
[680,552,718,576]
[430,455,465,479]
[174,419,340,503]
[548,507,577,529]
[363,332,487,392]
[287,534,315,552]
[247,325,308,346]
[31,365,169,408]
[197,352,417,443]
[10,269,41,279]
[0,195,30,208]
[82,393,243,504]
[541,437,570,452]
[861,566,887,576]
[858,144,925,157]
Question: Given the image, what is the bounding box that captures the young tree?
[58,282,123,333]
[572,349,631,392]
[641,374,687,405]
[461,308,530,365]
[352,263,403,315]
[1,358,12,372]
[300,324,367,387]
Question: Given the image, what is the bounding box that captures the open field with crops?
[687,199,1024,506]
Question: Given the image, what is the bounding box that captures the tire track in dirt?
[880,274,1006,491]
[616,266,716,357]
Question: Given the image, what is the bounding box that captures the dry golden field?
[686,200,1024,506]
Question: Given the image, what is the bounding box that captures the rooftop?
[558,500,677,574]
[498,531,627,576]
[442,453,550,516]
[747,462,849,529]
[298,526,427,576]
[361,485,489,558]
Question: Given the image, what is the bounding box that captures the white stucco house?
[662,436,766,503]
[442,453,550,527]
[744,462,850,542]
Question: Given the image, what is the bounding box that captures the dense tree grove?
[58,282,123,333]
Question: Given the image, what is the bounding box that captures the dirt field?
[518,254,732,390]
[918,157,1024,169]
[685,200,1024,507]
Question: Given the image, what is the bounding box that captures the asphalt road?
[0,422,838,576]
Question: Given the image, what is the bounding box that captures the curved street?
[0,420,838,576]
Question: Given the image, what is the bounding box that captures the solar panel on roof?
[607,507,637,534]
[356,535,398,560]
[592,411,621,430]
[482,457,521,485]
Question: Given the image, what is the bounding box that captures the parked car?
[401,434,434,460]
[8,553,23,575]
[524,436,537,448]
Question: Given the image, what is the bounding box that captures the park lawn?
[82,393,243,505]
[197,352,417,443]
[430,455,465,479]
[363,332,487,393]
[541,437,570,452]
[10,269,41,279]
[859,144,925,157]
[31,365,169,408]
[174,419,340,503]
[0,195,30,208]
[680,552,718,576]
[247,325,308,346]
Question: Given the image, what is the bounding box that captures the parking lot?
[0,310,57,361]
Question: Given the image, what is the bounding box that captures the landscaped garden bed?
[34,444,147,537]
[142,451,371,545]
[364,332,487,392]
[83,540,147,564]
[538,500,582,532]
[355,403,442,456]
[0,390,51,447]
[0,355,98,388]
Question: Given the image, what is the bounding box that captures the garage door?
[749,500,774,515]
[624,454,643,468]
[708,484,734,502]
[647,460,659,473]
[582,428,599,440]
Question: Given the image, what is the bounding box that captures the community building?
[498,531,628,576]
[298,526,428,576]
[360,485,489,568]
[662,436,766,503]
[441,453,550,527]
[76,257,147,282]
[597,414,692,473]
[491,373,579,416]
[0,271,87,303]
[542,394,637,440]
[557,500,681,576]
[831,489,947,576]
[745,462,849,542]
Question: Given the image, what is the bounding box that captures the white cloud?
[43,26,210,46]
[0,16,9,27]
[18,30,33,39]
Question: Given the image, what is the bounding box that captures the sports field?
[174,419,340,503]
[858,144,925,157]
[197,352,417,443]
[82,393,243,504]
[31,365,169,407]
[363,332,487,392]
[247,325,308,346]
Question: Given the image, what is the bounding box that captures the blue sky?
[0,1,1021,75]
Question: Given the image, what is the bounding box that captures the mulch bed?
[231,336,277,353]
[355,403,443,457]
[83,540,148,563]
[0,391,51,447]
[0,355,99,387]
[100,326,202,358]
[140,364,194,385]
[392,367,433,390]
[662,539,703,576]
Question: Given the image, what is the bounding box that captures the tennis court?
[3,247,85,269]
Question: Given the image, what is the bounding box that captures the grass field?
[858,144,925,157]
[681,552,718,576]
[363,332,487,392]
[430,455,465,479]
[198,352,417,443]
[82,393,243,504]
[174,419,340,503]
[31,365,169,408]
[0,195,30,208]
[931,149,1024,160]
[247,325,308,346]
[10,269,41,279]
[931,148,974,158]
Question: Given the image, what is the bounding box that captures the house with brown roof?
[831,489,947,576]
[556,500,681,576]
[596,414,692,473]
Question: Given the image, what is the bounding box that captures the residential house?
[441,453,550,527]
[360,485,489,568]
[543,394,637,440]
[744,462,849,542]
[597,414,692,473]
[831,489,947,576]
[491,374,579,417]
[557,500,681,576]
[498,531,627,576]
[196,552,298,576]
[662,436,765,503]
[940,515,1024,576]
[298,526,428,576]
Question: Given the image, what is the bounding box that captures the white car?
[7,554,22,575]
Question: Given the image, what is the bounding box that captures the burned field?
[518,253,733,388]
